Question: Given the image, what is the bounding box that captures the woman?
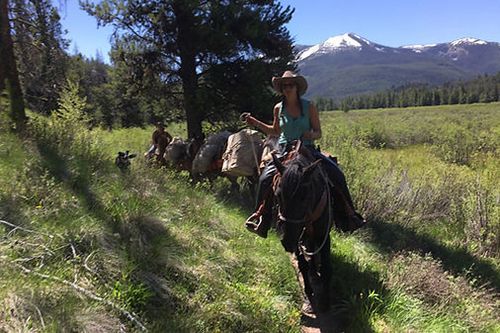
[244,70,366,237]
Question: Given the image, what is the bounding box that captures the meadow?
[0,98,498,332]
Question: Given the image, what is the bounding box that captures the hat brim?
[272,76,308,96]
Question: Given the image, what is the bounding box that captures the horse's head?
[272,149,326,253]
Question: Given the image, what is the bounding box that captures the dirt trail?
[300,310,341,333]
[289,255,343,333]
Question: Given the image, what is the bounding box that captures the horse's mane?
[281,153,314,199]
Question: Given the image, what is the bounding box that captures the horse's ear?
[303,159,321,176]
[272,153,285,175]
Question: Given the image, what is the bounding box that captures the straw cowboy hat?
[272,70,308,96]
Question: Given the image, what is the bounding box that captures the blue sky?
[59,0,500,63]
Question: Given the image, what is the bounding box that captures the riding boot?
[316,153,366,232]
[245,199,273,238]
[245,161,277,238]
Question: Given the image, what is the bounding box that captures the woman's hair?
[281,90,303,116]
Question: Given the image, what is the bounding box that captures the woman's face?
[281,82,297,97]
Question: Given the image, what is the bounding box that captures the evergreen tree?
[0,0,26,131]
[333,72,500,111]
[83,0,295,138]
[11,0,69,114]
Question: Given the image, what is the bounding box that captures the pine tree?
[0,0,26,131]
[82,0,294,138]
[11,0,69,114]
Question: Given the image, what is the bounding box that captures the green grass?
[1,101,499,332]
[316,103,499,331]
[1,105,302,331]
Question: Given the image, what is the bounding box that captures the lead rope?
[250,133,261,176]
[241,112,262,177]
[300,166,332,257]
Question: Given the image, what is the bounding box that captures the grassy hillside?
[1,101,499,332]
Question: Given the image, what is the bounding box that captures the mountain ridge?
[295,33,500,99]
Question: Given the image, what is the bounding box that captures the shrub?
[29,79,105,171]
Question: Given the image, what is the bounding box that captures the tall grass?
[317,103,499,331]
[1,97,498,332]
[320,104,499,257]
[0,85,302,332]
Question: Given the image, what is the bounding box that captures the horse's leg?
[296,250,315,312]
[315,234,332,312]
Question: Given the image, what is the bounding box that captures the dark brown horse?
[272,145,333,313]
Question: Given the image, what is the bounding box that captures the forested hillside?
[315,72,500,111]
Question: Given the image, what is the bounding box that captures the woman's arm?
[302,102,322,140]
[245,104,281,136]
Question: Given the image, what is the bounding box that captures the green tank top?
[278,98,312,146]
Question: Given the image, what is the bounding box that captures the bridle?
[274,160,333,257]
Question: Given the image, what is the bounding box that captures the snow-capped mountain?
[295,33,500,99]
[297,33,387,61]
[401,38,490,54]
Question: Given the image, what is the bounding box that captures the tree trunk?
[180,57,203,140]
[0,0,26,131]
[0,0,6,92]
[173,0,203,140]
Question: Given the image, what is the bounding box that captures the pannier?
[192,131,231,174]
[222,129,263,177]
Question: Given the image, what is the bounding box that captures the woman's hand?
[302,130,318,140]
[245,115,258,127]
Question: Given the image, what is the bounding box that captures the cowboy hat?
[272,70,308,96]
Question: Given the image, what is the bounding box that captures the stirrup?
[245,214,268,238]
[348,213,367,231]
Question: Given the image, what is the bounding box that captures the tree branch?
[0,219,55,239]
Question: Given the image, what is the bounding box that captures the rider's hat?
[272,70,308,96]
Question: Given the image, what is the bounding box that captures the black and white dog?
[115,151,137,171]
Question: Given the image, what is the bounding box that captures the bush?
[29,80,106,175]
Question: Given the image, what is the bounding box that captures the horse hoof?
[301,300,316,317]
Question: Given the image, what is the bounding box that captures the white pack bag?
[222,129,263,177]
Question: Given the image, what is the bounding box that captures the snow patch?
[297,33,370,61]
[297,44,321,61]
[323,33,362,48]
[400,44,437,52]
[450,37,488,46]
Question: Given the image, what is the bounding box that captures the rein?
[275,161,333,257]
[301,166,332,257]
